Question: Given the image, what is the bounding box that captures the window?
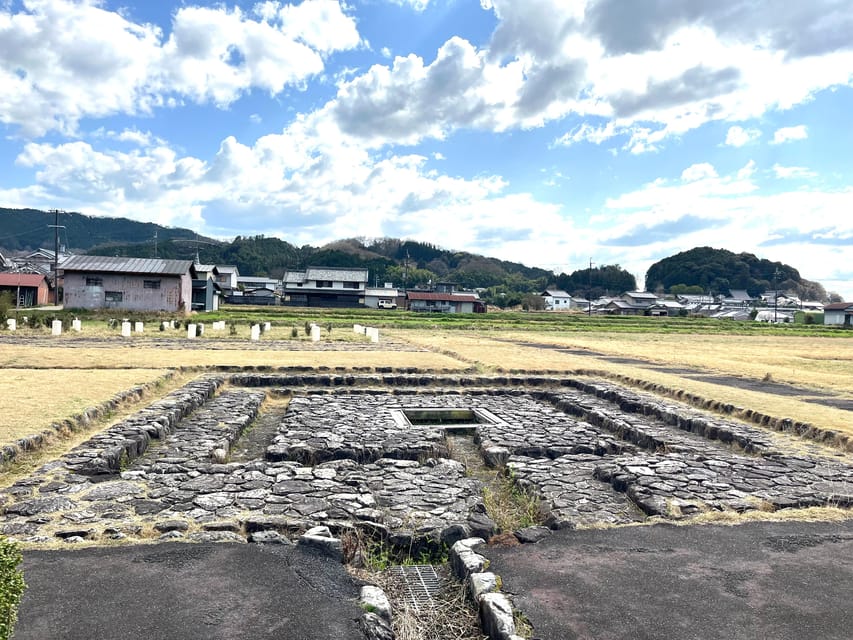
[143,279,161,289]
[316,280,333,288]
[105,291,123,302]
[86,276,103,287]
[343,281,360,289]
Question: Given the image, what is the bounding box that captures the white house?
[540,289,572,311]
[824,302,853,326]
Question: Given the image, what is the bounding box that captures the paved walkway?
[16,542,365,640]
[484,519,853,640]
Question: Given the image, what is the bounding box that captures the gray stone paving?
[2,375,852,550]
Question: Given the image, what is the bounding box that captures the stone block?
[250,324,260,341]
[479,593,518,640]
[451,537,487,579]
[51,319,62,335]
[6,319,16,331]
[298,525,343,561]
[121,321,131,337]
[187,323,197,339]
[469,572,498,602]
[134,321,143,333]
[360,585,392,623]
[311,325,321,342]
[71,319,82,332]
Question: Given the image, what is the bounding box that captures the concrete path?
[16,542,366,640]
[484,519,853,640]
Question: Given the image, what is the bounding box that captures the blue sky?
[1,0,851,299]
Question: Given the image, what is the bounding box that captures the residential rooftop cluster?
[0,249,850,327]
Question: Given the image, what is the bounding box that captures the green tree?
[0,537,25,640]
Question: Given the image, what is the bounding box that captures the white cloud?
[387,0,432,11]
[724,125,761,147]
[772,164,816,179]
[681,163,718,182]
[772,125,809,144]
[327,0,853,151]
[597,162,853,293]
[0,0,361,137]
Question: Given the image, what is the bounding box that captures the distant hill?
[644,247,829,301]
[0,207,207,254]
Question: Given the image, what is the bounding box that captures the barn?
[61,256,194,312]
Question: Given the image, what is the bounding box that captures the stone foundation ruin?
[3,372,853,551]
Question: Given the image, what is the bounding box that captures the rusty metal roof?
[0,272,48,287]
[60,255,194,276]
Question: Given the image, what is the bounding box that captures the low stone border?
[450,537,526,640]
[606,373,853,452]
[0,371,176,467]
[63,376,224,476]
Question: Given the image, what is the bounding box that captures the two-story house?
[282,267,368,307]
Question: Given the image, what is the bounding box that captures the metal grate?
[389,565,445,611]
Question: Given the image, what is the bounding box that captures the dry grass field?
[0,369,172,444]
[393,329,853,438]
[0,343,465,370]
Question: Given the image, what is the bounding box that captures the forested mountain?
[644,247,830,301]
[555,264,637,299]
[6,208,830,305]
[0,207,204,252]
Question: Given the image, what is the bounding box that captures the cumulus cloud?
[681,163,718,182]
[596,161,853,290]
[0,0,360,136]
[330,37,524,145]
[326,0,853,150]
[772,125,809,144]
[724,125,761,147]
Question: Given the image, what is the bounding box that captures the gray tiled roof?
[60,255,193,276]
[306,266,368,282]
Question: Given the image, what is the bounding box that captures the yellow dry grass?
[502,331,853,395]
[0,344,466,370]
[0,368,171,445]
[392,330,853,438]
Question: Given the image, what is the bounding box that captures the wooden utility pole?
[48,209,65,305]
[588,258,595,316]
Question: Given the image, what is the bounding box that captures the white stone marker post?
[311,325,321,342]
[367,327,380,343]
[72,318,82,332]
[187,323,197,339]
[250,324,261,341]
[353,324,363,334]
[121,321,132,337]
[7,319,16,331]
[134,321,144,333]
[263,322,271,333]
[51,320,62,336]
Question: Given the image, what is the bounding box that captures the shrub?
[0,537,25,640]
[304,321,311,336]
[291,326,299,338]
[0,292,12,323]
[229,322,238,336]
